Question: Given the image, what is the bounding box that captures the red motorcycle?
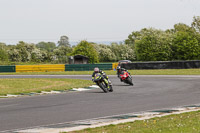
[120,71,133,86]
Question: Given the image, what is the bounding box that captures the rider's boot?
[108,79,112,85]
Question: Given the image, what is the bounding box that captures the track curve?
[0,75,200,132]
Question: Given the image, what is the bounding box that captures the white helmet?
[94,67,99,73]
[117,66,121,70]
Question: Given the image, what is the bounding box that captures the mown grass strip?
[68,110,200,133]
[0,69,200,75]
[0,78,93,96]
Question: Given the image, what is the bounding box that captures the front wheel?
[99,82,108,93]
[108,85,113,92]
[127,77,134,86]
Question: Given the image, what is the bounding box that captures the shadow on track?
[112,84,131,86]
[87,91,107,94]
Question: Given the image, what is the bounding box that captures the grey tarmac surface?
[0,75,200,132]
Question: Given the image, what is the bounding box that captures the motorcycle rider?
[92,67,111,88]
[116,66,130,81]
[116,66,121,78]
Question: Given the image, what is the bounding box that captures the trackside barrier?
[112,63,118,70]
[65,64,113,71]
[0,66,16,72]
[121,60,200,69]
[16,64,65,72]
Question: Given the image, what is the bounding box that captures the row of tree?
[0,16,200,64]
[0,36,135,64]
[125,16,200,61]
[0,36,72,64]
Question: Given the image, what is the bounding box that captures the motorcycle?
[93,73,113,93]
[120,71,134,86]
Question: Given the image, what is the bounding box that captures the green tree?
[8,48,22,62]
[110,43,136,61]
[110,43,122,61]
[31,48,49,62]
[58,35,70,47]
[0,49,8,61]
[134,28,172,61]
[192,16,200,33]
[53,46,72,63]
[0,43,8,61]
[191,17,200,43]
[8,41,49,62]
[120,44,136,61]
[171,31,200,60]
[170,22,200,60]
[36,42,56,52]
[71,40,99,63]
[15,41,31,62]
[173,22,200,42]
[98,44,116,62]
[174,23,194,33]
[125,31,142,48]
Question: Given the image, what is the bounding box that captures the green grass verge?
[0,78,93,96]
[68,110,200,133]
[0,69,200,75]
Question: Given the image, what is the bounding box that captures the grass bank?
[0,78,93,96]
[68,110,200,133]
[0,69,200,75]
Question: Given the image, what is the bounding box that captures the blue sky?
[0,0,200,44]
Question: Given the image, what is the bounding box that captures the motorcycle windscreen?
[120,71,126,77]
[94,73,102,82]
[120,71,128,80]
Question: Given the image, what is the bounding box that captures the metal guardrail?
[1,61,199,73]
[0,65,15,72]
[0,64,114,73]
[65,63,113,71]
[16,64,65,72]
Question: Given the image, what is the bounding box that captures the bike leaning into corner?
[120,70,133,86]
[92,67,113,93]
[117,66,133,86]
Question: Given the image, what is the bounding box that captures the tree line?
[0,16,200,65]
[125,16,200,61]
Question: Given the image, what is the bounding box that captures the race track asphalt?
[0,75,200,132]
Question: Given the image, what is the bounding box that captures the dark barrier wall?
[65,63,113,71]
[121,60,200,69]
[0,66,16,72]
